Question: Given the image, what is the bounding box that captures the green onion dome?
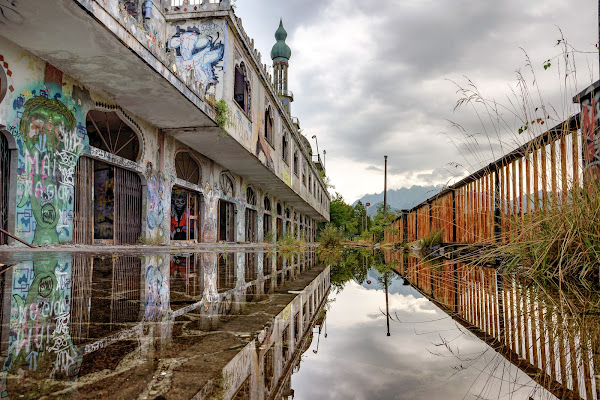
[271,19,291,61]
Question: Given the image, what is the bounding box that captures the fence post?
[494,170,502,241]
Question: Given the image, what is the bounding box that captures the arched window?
[0,66,6,106]
[86,110,140,161]
[285,208,290,219]
[264,196,271,212]
[246,186,256,206]
[220,173,235,197]
[175,151,201,185]
[276,203,282,216]
[264,106,273,144]
[234,62,251,114]
[302,163,306,186]
[293,150,299,176]
[282,133,289,164]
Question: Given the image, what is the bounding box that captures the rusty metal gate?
[0,133,9,245]
[114,167,142,245]
[74,157,141,245]
[74,157,94,244]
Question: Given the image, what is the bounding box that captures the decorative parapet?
[161,0,231,15]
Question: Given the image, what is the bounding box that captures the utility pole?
[383,156,388,219]
[385,272,391,337]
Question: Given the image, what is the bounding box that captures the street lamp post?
[311,135,320,162]
[323,149,326,168]
[384,156,388,219]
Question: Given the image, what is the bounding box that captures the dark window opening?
[218,200,235,242]
[234,63,250,113]
[282,133,289,164]
[245,208,257,242]
[246,186,256,206]
[217,253,235,292]
[264,107,273,144]
[245,252,257,283]
[293,151,299,176]
[263,346,275,390]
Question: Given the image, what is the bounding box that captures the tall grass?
[498,180,600,284]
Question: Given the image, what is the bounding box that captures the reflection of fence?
[386,116,582,244]
[391,256,600,399]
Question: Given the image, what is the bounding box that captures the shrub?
[319,224,344,248]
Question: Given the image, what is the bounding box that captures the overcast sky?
[234,0,598,204]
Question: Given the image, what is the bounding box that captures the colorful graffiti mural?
[0,256,81,398]
[581,90,600,180]
[9,76,87,245]
[144,263,169,322]
[168,23,225,96]
[170,187,188,240]
[146,173,169,235]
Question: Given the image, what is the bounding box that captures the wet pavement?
[0,249,598,399]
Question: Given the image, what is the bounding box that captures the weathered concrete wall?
[0,37,319,245]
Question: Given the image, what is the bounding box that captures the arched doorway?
[263,196,272,241]
[218,173,235,242]
[276,203,283,240]
[244,186,257,242]
[171,151,203,242]
[74,110,142,244]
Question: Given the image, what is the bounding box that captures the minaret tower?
[271,19,293,114]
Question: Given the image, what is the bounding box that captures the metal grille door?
[74,157,94,244]
[114,167,142,245]
[0,134,9,245]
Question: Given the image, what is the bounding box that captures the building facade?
[0,0,329,246]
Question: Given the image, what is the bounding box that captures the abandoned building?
[0,0,330,246]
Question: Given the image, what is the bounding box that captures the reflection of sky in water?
[291,272,556,400]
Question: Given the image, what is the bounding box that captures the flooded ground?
[0,249,598,399]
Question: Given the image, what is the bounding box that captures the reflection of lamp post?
[385,272,391,337]
[311,135,320,161]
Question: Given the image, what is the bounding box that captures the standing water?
[0,249,598,399]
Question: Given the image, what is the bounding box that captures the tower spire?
[271,19,293,114]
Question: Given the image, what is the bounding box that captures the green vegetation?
[318,224,344,248]
[319,192,396,246]
[206,96,232,136]
[421,229,444,249]
[497,181,600,285]
[277,233,306,251]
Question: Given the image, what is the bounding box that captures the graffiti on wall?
[252,112,274,172]
[146,174,169,236]
[168,23,225,96]
[0,256,81,398]
[170,187,188,240]
[581,90,600,180]
[0,0,23,24]
[9,79,87,244]
[144,263,169,321]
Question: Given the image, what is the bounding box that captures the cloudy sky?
[234,0,598,203]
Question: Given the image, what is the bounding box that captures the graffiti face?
[14,95,83,245]
[1,257,81,396]
[168,25,224,95]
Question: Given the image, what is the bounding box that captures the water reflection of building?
[0,250,328,399]
[387,252,600,400]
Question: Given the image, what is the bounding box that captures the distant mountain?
[353,185,443,217]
